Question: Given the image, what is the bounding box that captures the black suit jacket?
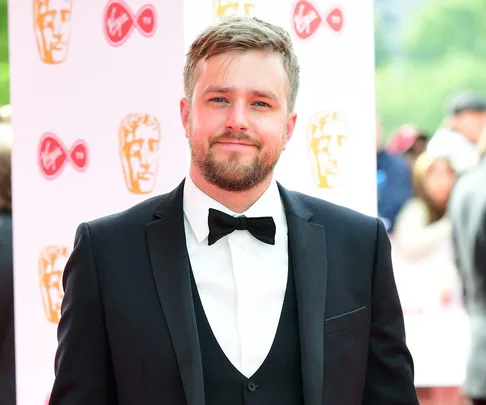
[50,180,418,405]
[0,209,15,405]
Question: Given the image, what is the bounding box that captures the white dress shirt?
[183,176,289,378]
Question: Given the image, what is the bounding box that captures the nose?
[226,102,249,133]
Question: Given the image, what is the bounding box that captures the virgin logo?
[292,1,344,40]
[38,133,89,180]
[103,0,157,47]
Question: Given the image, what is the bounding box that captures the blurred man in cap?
[427,91,486,174]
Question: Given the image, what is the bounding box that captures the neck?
[189,166,273,213]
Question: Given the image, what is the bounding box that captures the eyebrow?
[202,86,279,102]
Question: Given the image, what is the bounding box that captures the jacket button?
[247,380,258,392]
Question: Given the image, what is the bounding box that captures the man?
[50,17,418,405]
[376,119,412,233]
[447,127,486,405]
[0,111,15,405]
[427,91,486,174]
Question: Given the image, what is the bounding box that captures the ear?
[180,98,190,134]
[282,112,297,150]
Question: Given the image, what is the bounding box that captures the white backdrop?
[9,0,377,403]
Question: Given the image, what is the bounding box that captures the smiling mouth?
[215,140,257,147]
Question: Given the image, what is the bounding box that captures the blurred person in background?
[393,152,459,310]
[387,124,428,166]
[0,105,15,405]
[448,125,486,405]
[427,91,486,174]
[376,118,412,233]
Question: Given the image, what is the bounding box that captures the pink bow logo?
[292,0,344,40]
[38,133,89,180]
[103,0,157,47]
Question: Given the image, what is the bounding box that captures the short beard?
[189,129,282,192]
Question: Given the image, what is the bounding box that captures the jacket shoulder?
[84,194,165,235]
[291,191,381,238]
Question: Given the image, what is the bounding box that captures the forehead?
[460,109,486,118]
[195,51,288,100]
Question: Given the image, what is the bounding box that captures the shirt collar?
[183,175,285,244]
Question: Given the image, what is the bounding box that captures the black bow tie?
[207,208,276,246]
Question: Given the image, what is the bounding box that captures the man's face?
[214,0,256,22]
[120,115,161,194]
[180,50,296,192]
[307,111,347,189]
[39,247,68,324]
[453,110,486,143]
[34,0,72,64]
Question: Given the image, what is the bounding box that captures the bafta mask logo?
[213,0,257,23]
[307,111,348,189]
[33,0,73,64]
[38,132,89,180]
[292,0,343,40]
[39,246,69,324]
[119,113,161,194]
[103,0,157,47]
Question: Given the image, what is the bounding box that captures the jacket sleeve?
[363,219,419,405]
[49,223,117,405]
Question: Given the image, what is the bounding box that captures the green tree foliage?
[403,0,486,62]
[376,0,486,139]
[0,0,9,106]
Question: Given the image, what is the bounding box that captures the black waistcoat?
[190,259,304,405]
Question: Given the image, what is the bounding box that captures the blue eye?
[210,97,227,103]
[254,101,270,107]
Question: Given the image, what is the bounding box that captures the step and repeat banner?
[9,0,379,403]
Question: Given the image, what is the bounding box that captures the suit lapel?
[146,180,205,405]
[279,184,327,405]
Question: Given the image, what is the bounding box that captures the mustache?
[209,130,262,148]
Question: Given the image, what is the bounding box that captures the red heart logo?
[104,3,134,45]
[38,133,89,179]
[70,141,88,170]
[137,6,156,36]
[293,0,322,40]
[326,8,343,32]
[38,134,68,179]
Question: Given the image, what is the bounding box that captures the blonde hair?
[183,17,300,112]
[412,152,455,223]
